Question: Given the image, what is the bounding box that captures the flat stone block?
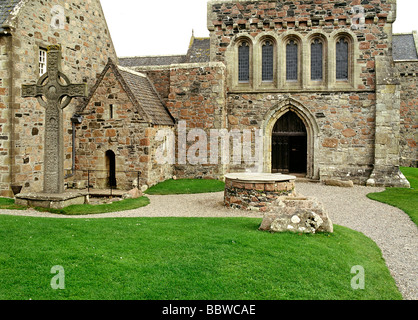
[254,183,265,191]
[15,191,88,210]
[323,179,354,188]
[244,183,254,190]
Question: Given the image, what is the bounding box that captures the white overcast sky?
[100,0,418,57]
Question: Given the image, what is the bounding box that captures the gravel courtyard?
[0,182,417,300]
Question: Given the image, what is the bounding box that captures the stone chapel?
[0,0,416,197]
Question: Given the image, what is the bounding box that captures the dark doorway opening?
[272,111,307,174]
[105,150,117,188]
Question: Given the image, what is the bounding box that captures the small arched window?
[286,40,298,81]
[311,39,323,81]
[238,41,250,83]
[336,37,349,80]
[262,40,274,82]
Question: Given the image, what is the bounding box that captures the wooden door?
[272,112,307,173]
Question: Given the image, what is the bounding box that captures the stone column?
[367,56,410,188]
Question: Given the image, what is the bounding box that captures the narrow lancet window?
[286,40,298,81]
[336,38,349,80]
[262,40,274,82]
[238,41,250,83]
[311,39,323,81]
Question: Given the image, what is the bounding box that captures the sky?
[100,0,418,57]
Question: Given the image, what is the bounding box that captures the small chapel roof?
[393,33,418,61]
[80,59,175,126]
[119,55,187,67]
[118,35,210,67]
[117,66,175,126]
[186,36,211,63]
[0,0,22,32]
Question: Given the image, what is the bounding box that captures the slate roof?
[117,67,174,126]
[0,0,21,32]
[393,34,418,61]
[118,36,211,67]
[119,55,187,67]
[186,37,211,63]
[80,59,174,126]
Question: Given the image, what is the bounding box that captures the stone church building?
[0,0,416,197]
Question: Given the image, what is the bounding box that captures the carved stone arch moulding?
[263,98,320,179]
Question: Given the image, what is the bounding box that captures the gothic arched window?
[286,40,298,81]
[311,39,323,81]
[336,38,349,80]
[238,41,250,83]
[262,40,274,82]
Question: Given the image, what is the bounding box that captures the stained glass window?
[311,39,323,81]
[336,38,349,80]
[262,40,274,82]
[238,42,250,82]
[286,40,298,81]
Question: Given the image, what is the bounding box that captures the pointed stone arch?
[263,98,320,179]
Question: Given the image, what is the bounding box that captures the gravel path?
[1,182,417,300]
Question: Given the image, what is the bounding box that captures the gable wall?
[0,0,117,195]
[75,67,173,189]
[396,60,418,167]
[201,0,398,183]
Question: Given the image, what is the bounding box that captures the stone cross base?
[15,191,88,210]
[259,195,334,234]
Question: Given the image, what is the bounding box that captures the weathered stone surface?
[21,45,87,194]
[123,187,142,199]
[259,196,334,234]
[0,0,117,197]
[224,173,296,211]
[367,166,411,188]
[323,179,354,188]
[15,191,88,209]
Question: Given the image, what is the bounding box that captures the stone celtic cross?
[22,45,87,194]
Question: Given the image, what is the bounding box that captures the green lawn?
[367,167,418,226]
[146,179,225,195]
[36,196,150,215]
[0,216,401,300]
[0,196,150,216]
[0,198,27,211]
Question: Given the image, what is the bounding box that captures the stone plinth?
[224,173,296,211]
[259,196,334,234]
[15,191,88,210]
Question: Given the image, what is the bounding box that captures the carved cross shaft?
[22,45,87,194]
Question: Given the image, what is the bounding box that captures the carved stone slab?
[21,45,87,194]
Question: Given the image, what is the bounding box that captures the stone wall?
[224,176,295,211]
[0,35,13,196]
[166,62,228,179]
[0,0,117,196]
[227,91,376,184]
[207,0,395,93]
[75,67,173,189]
[396,60,418,167]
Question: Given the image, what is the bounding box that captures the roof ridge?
[119,54,187,59]
[117,65,147,78]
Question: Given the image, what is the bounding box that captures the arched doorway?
[263,98,319,179]
[272,111,307,174]
[105,150,117,188]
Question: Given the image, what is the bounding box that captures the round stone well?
[224,173,297,212]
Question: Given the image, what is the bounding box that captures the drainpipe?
[65,113,83,179]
